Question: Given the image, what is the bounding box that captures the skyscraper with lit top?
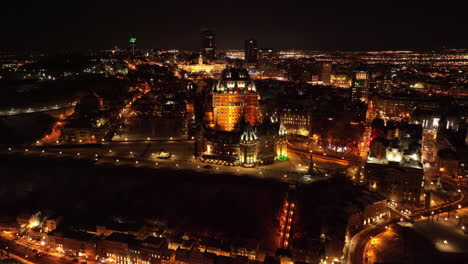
[129,36,136,57]
[351,67,370,103]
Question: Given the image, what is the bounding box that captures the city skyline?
[0,2,467,264]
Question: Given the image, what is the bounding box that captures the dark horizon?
[3,0,467,52]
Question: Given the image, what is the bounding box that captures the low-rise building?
[44,215,63,232]
[61,119,106,144]
[280,110,312,136]
[364,119,424,205]
[49,229,98,260]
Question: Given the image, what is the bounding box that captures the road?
[4,141,347,184]
[411,208,468,253]
[346,222,387,264]
[0,237,76,264]
[0,102,76,117]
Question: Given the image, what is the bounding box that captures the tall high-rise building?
[320,62,332,85]
[351,68,370,103]
[244,38,258,63]
[212,68,258,132]
[129,36,136,57]
[200,29,216,60]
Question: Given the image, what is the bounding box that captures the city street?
[4,141,347,185]
[0,102,76,117]
[346,222,387,264]
[412,208,468,253]
[0,236,76,264]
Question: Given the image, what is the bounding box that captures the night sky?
[3,0,466,51]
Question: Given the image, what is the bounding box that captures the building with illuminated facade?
[225,50,245,60]
[178,55,225,74]
[367,93,440,121]
[330,74,351,88]
[280,110,312,136]
[201,68,288,167]
[212,68,258,131]
[363,118,424,205]
[351,69,370,103]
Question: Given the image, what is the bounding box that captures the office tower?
[200,29,216,60]
[351,67,370,103]
[129,36,136,57]
[244,38,258,63]
[320,62,332,85]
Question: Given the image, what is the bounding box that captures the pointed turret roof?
[279,122,287,136]
[241,124,258,142]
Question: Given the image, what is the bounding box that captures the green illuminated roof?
[129,37,136,43]
[277,155,288,161]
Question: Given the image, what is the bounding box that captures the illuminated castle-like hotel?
[201,68,287,167]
